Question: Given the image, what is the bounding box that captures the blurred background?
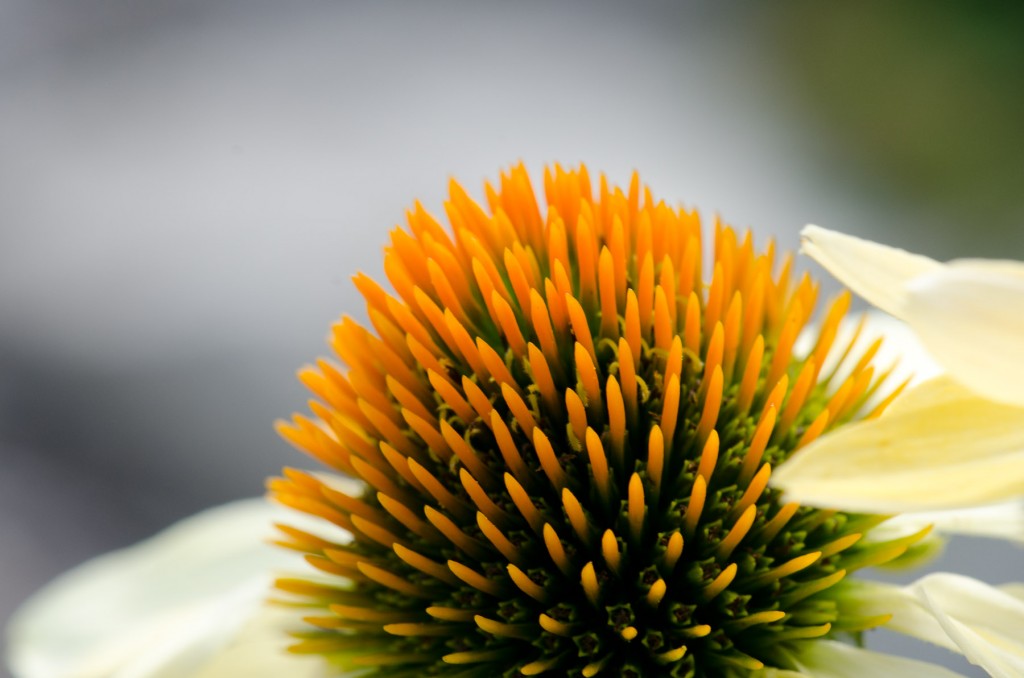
[1,2,1022,675]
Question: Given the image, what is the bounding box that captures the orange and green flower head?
[270,164,926,677]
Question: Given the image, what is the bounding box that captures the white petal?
[878,500,1024,543]
[840,580,958,652]
[999,583,1024,603]
[845,576,1024,677]
[905,261,1024,407]
[951,258,1024,282]
[788,639,967,678]
[192,606,337,678]
[800,225,942,318]
[915,573,1024,678]
[6,498,349,678]
[771,376,1024,513]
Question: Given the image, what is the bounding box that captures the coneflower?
[269,164,924,677]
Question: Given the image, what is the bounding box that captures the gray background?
[2,2,1023,676]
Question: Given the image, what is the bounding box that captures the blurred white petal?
[845,574,1024,677]
[905,261,1024,407]
[771,376,1024,513]
[1000,583,1024,602]
[7,498,346,678]
[841,580,958,652]
[877,500,1024,543]
[800,225,942,318]
[789,639,966,678]
[949,258,1024,282]
[192,606,336,678]
[915,573,1024,678]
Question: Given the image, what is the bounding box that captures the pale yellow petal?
[840,580,957,652]
[7,499,346,678]
[950,258,1024,282]
[192,606,335,678]
[915,573,1024,678]
[771,376,1024,513]
[800,225,942,318]
[905,261,1024,407]
[877,500,1024,543]
[789,639,967,678]
[845,576,1024,678]
[999,583,1024,603]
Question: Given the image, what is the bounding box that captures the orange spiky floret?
[270,164,920,677]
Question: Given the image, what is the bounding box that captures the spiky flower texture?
[271,165,922,677]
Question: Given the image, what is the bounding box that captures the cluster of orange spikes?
[268,164,919,677]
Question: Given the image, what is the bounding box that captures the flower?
[771,225,1024,677]
[7,168,1016,677]
[266,165,947,677]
